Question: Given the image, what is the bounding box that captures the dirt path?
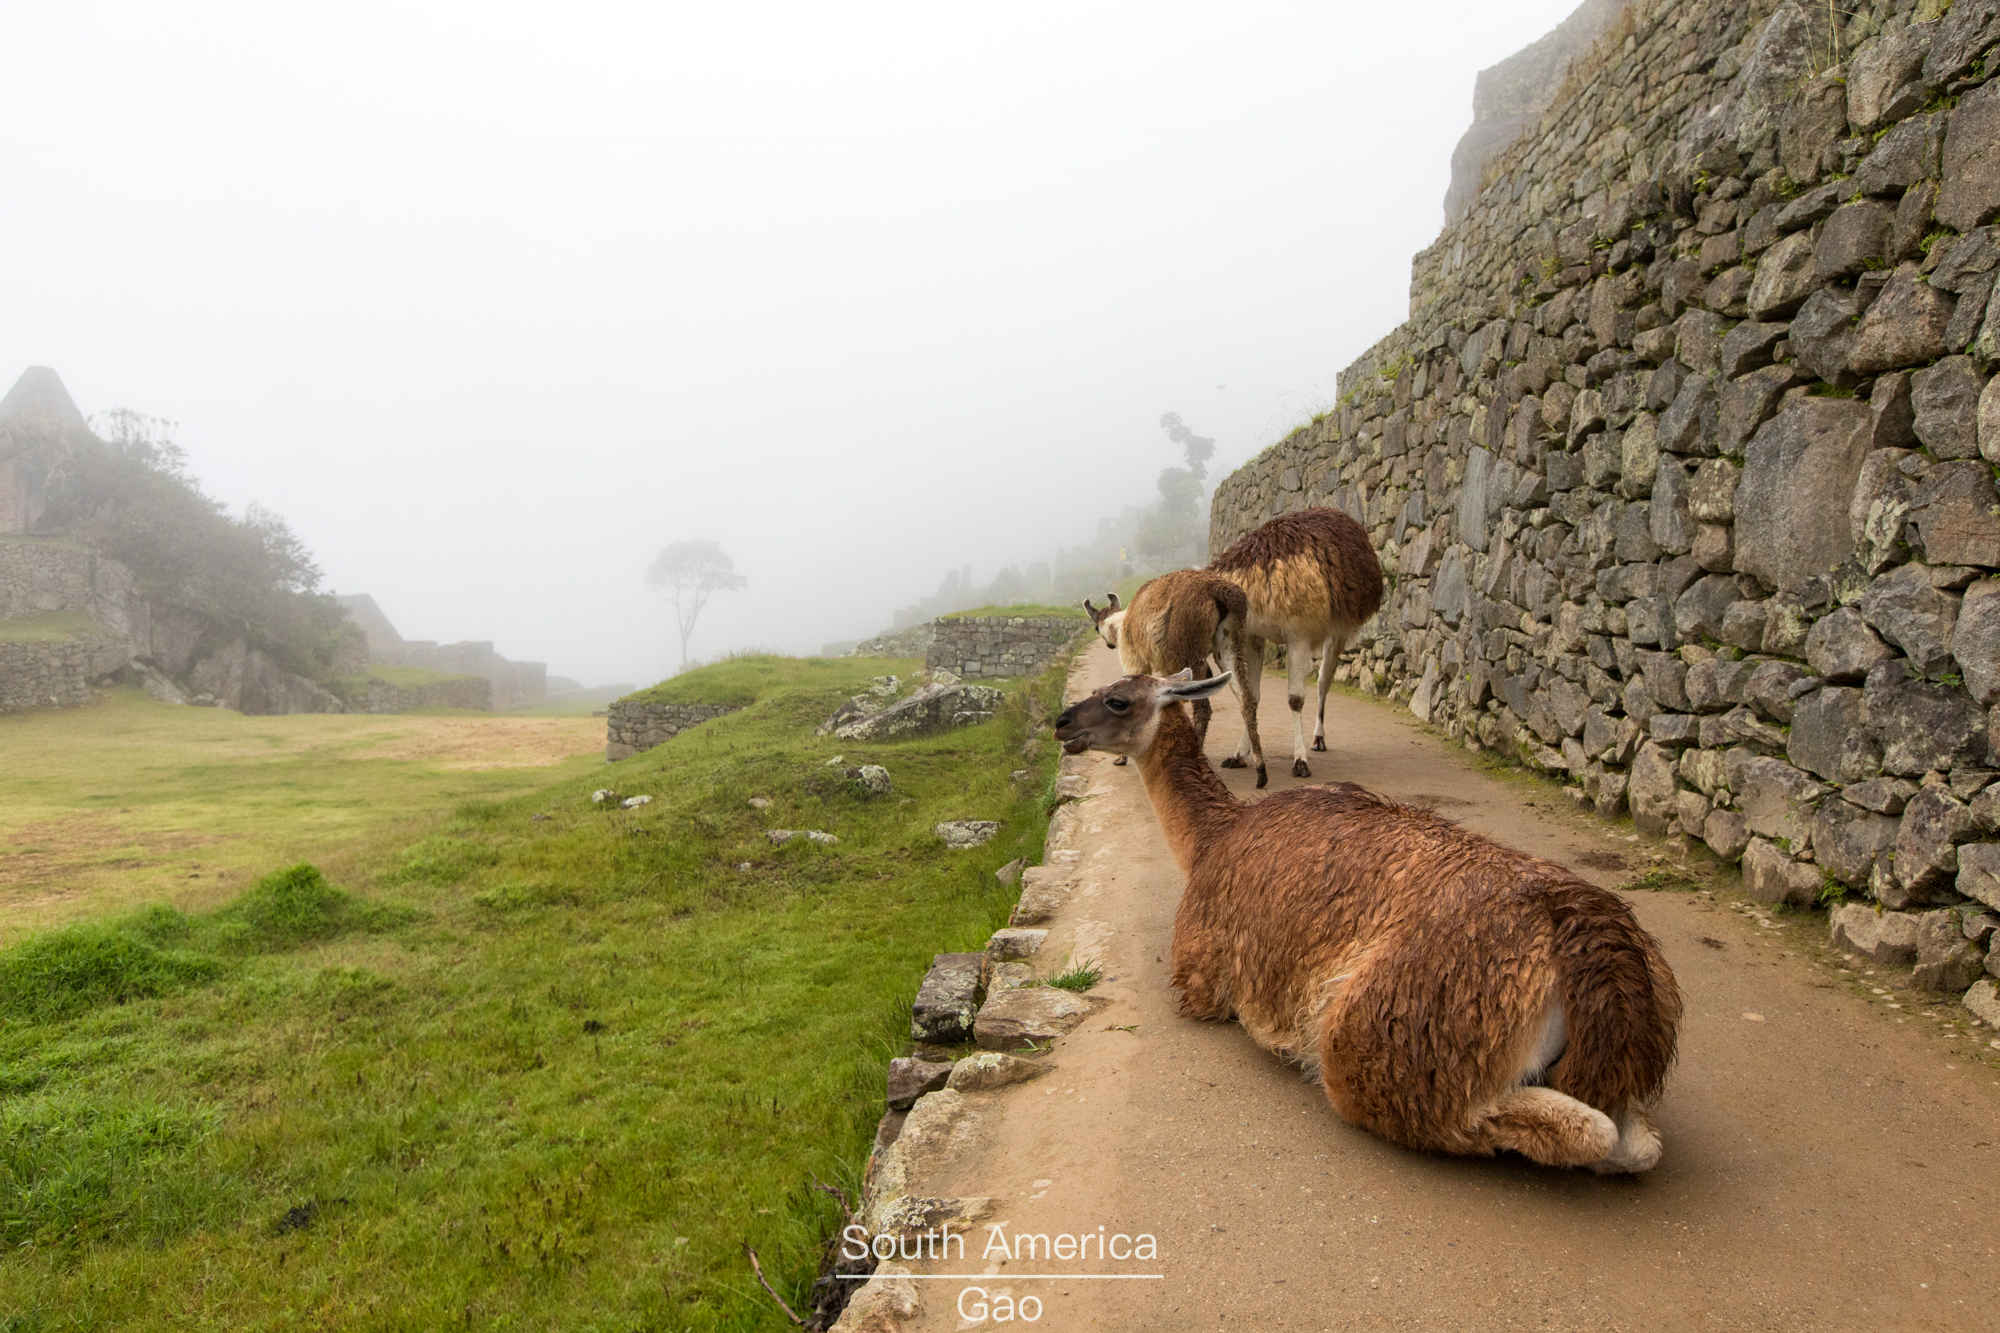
[894,643,2000,1333]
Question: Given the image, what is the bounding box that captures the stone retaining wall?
[926,616,1084,679]
[1210,0,2000,1015]
[604,700,739,761]
[338,674,492,714]
[0,632,128,711]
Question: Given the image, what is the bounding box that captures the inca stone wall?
[335,674,492,714]
[604,701,740,761]
[0,633,128,711]
[1210,0,2000,1018]
[926,616,1085,679]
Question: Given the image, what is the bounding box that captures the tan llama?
[1053,671,1682,1173]
[1208,507,1384,778]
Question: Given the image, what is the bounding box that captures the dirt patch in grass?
[349,715,605,768]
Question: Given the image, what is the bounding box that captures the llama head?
[1082,594,1123,648]
[1054,670,1232,757]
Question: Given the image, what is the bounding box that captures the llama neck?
[1134,704,1240,874]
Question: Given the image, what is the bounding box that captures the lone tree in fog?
[1135,412,1218,560]
[645,539,747,669]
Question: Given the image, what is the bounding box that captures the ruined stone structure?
[604,700,739,761]
[925,615,1086,679]
[0,366,84,536]
[335,592,545,710]
[1211,0,2000,1015]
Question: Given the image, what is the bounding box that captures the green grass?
[0,611,112,643]
[1045,958,1102,992]
[624,652,918,709]
[937,603,1088,621]
[0,654,1069,1329]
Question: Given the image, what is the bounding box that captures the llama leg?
[1285,637,1313,778]
[1220,638,1264,777]
[1586,1108,1664,1175]
[1311,634,1341,751]
[1470,1087,1619,1168]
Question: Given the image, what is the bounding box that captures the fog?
[1,1,1577,686]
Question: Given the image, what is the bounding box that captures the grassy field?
[0,613,111,644]
[0,654,1066,1330]
[936,604,1087,621]
[0,691,608,940]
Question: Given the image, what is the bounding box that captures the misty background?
[0,1,1575,686]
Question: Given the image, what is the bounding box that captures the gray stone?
[1735,754,1826,848]
[887,1057,955,1110]
[973,986,1090,1050]
[1650,712,1700,748]
[1762,592,1815,655]
[1849,23,1936,134]
[1805,608,1896,681]
[1789,686,1883,783]
[1743,837,1822,906]
[1687,458,1741,523]
[850,764,893,797]
[986,928,1047,961]
[1737,398,1874,593]
[1780,74,1848,183]
[1848,267,1956,376]
[1675,788,1711,835]
[936,820,1002,849]
[1981,376,2000,463]
[1746,659,1807,722]
[911,952,986,1043]
[1718,365,1797,457]
[1867,672,1987,776]
[1787,288,1862,386]
[1958,841,2000,911]
[1912,461,2000,568]
[1856,112,1947,197]
[1458,447,1498,552]
[1628,741,1680,836]
[945,1051,1050,1093]
[1924,0,2000,85]
[1850,448,1917,574]
[1815,799,1899,888]
[1615,413,1660,499]
[1748,231,1821,321]
[1953,578,2000,705]
[994,857,1027,888]
[1657,374,1718,456]
[1651,458,1696,555]
[1829,902,1923,965]
[836,682,1006,740]
[1914,910,1987,992]
[1719,598,1768,649]
[1814,201,1896,281]
[1775,182,1845,232]
[768,828,840,847]
[1675,575,1743,642]
[1845,776,1923,815]
[1677,309,1725,374]
[1010,865,1071,925]
[1860,563,1963,679]
[1642,653,1691,711]
[1938,76,2000,232]
[1685,657,1756,713]
[1706,807,1752,860]
[1964,976,2000,1026]
[1912,356,1989,460]
[1894,786,1977,900]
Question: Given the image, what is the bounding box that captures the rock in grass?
[846,764,891,797]
[885,1057,954,1111]
[621,794,652,809]
[946,1051,1050,1092]
[936,820,1001,848]
[767,828,838,847]
[994,857,1027,887]
[910,953,986,1043]
[590,789,621,806]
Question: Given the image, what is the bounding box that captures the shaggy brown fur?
[1053,673,1682,1173]
[1111,571,1265,786]
[1208,507,1385,778]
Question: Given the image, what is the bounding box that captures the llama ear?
[1106,593,1121,610]
[1163,668,1194,682]
[1082,598,1100,620]
[1162,672,1231,701]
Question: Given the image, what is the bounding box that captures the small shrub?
[1046,959,1102,992]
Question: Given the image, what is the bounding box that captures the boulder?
[1924,0,2000,86]
[973,987,1091,1050]
[1789,686,1883,783]
[1914,910,1988,992]
[1705,807,1752,860]
[1675,575,1743,642]
[1734,754,1825,847]
[886,1057,955,1111]
[1787,288,1863,386]
[1912,461,2000,568]
[848,764,893,797]
[1657,375,1718,456]
[1719,598,1768,649]
[1858,563,1962,678]
[1805,608,1896,681]
[911,953,986,1043]
[1829,903,1923,965]
[1814,799,1898,889]
[834,682,1005,741]
[1736,398,1874,593]
[1855,112,1947,197]
[1779,73,1848,183]
[1848,23,1936,134]
[1954,578,2000,705]
[1965,977,2000,1027]
[1843,776,1922,815]
[1743,837,1822,906]
[1865,673,1987,776]
[1912,357,1990,460]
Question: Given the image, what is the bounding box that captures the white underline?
[839,1274,1164,1280]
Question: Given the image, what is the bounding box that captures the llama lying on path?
[1053,671,1682,1173]
[1087,572,1267,785]
[1209,507,1383,779]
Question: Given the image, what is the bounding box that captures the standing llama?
[1053,671,1681,1173]
[1082,595,1125,650]
[1098,571,1265,784]
[1209,507,1383,778]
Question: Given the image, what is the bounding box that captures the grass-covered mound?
[623,651,919,709]
[0,653,1068,1329]
[937,603,1088,621]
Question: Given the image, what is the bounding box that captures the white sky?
[1,1,1578,686]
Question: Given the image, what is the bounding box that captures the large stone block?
[1706,807,1752,860]
[1828,902,1923,965]
[1914,909,1988,992]
[1790,686,1883,783]
[911,953,986,1044]
[1736,398,1875,594]
[1938,76,2000,231]
[973,986,1090,1050]
[1858,562,1962,678]
[1924,0,2000,86]
[1651,458,1696,555]
[1848,23,1935,135]
[1788,288,1863,386]
[1628,741,1680,837]
[1912,461,2000,567]
[1912,356,1989,460]
[1958,841,2000,911]
[1675,575,1743,642]
[1856,112,1947,197]
[1687,458,1741,523]
[1780,71,1848,183]
[1747,230,1819,318]
[1717,365,1797,455]
[1847,267,1955,376]
[1851,448,1917,574]
[1893,786,1976,902]
[1657,374,1718,456]
[1954,578,2000,706]
[1735,754,1826,848]
[1815,799,1899,888]
[1805,606,1896,681]
[1814,201,1896,281]
[1866,672,1987,776]
[1743,837,1822,906]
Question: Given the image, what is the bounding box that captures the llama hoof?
[1311,737,1326,752]
[1587,1111,1664,1175]
[1218,755,1247,769]
[1291,759,1311,779]
[1255,765,1268,789]
[1113,756,1129,766]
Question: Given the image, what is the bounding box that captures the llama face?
[1053,672,1230,757]
[1081,595,1123,648]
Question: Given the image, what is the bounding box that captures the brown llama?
[1208,507,1383,778]
[1081,594,1125,650]
[1110,570,1265,784]
[1053,671,1682,1173]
